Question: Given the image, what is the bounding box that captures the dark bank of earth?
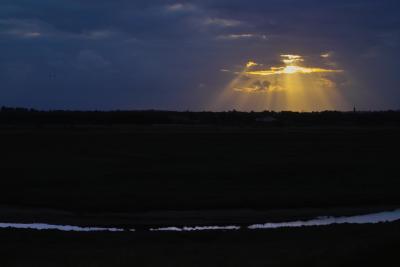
[0,222,399,267]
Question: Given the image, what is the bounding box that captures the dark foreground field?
[0,123,399,266]
[1,222,399,267]
[0,125,399,214]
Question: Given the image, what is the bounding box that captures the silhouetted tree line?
[0,106,400,127]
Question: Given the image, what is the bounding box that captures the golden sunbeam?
[213,54,348,111]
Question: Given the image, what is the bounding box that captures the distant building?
[256,116,276,123]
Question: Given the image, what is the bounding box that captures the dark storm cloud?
[0,0,399,110]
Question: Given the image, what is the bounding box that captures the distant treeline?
[0,107,400,126]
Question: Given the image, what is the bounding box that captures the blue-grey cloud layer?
[0,0,399,110]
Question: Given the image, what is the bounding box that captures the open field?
[0,125,399,215]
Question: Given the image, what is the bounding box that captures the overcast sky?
[0,0,399,111]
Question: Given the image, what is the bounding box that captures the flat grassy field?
[0,125,398,214]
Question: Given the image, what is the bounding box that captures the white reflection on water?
[149,209,400,232]
[0,223,124,232]
[248,209,400,230]
[0,209,399,233]
[150,225,241,232]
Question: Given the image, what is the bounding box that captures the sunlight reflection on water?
[0,223,124,232]
[247,209,400,230]
[0,209,399,233]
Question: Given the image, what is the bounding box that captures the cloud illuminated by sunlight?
[281,54,304,65]
[212,53,348,111]
[321,52,331,58]
[246,61,258,68]
[246,65,342,76]
[245,55,342,76]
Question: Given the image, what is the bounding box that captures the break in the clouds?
[0,0,399,110]
[215,54,346,111]
[233,55,342,93]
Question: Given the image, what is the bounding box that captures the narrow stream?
[248,209,400,230]
[0,223,124,232]
[0,209,399,233]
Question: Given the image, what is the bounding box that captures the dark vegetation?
[1,106,400,126]
[0,108,399,215]
[1,108,399,266]
[0,222,399,267]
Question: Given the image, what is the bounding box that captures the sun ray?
[215,54,347,111]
